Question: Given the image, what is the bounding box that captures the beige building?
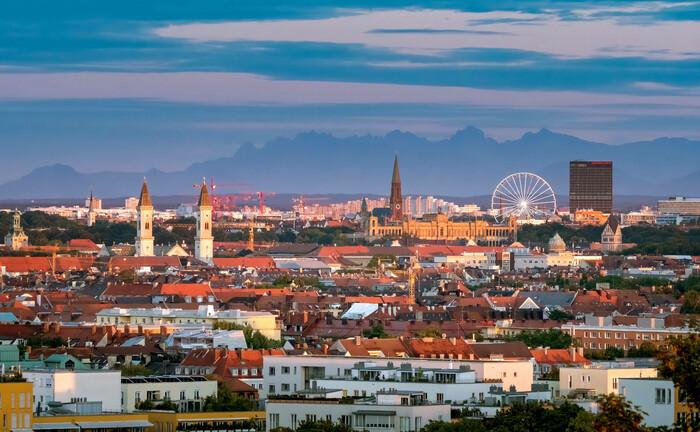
[658,197,700,215]
[559,363,657,397]
[601,214,623,253]
[121,375,217,413]
[96,305,281,339]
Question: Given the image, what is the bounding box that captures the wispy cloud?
[155,6,700,60]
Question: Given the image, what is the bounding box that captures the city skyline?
[1,0,700,184]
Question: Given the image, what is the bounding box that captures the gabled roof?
[530,348,590,365]
[214,257,276,269]
[604,214,619,232]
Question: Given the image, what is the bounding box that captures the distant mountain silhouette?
[1,127,698,200]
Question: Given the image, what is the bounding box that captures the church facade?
[364,157,517,246]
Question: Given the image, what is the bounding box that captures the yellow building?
[0,379,33,432]
[147,410,265,432]
[368,213,517,246]
[32,413,152,432]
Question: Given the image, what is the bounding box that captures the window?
[164,391,170,400]
[282,366,290,374]
[180,391,186,400]
[269,414,280,429]
[437,393,444,403]
[341,415,352,427]
[135,392,142,404]
[282,384,290,392]
[269,385,276,394]
[269,367,276,376]
[591,332,597,338]
[194,390,200,399]
[400,417,411,432]
[656,388,666,404]
[306,415,317,422]
[292,414,298,429]
[612,378,618,390]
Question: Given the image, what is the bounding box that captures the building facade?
[569,161,613,213]
[658,197,700,215]
[0,379,33,432]
[121,375,217,413]
[4,210,29,251]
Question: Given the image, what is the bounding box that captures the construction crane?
[292,194,329,212]
[192,178,252,192]
[240,191,276,214]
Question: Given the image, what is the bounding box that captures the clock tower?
[389,154,403,220]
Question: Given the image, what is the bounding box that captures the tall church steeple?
[135,179,154,256]
[87,188,96,227]
[195,179,214,264]
[389,154,403,220]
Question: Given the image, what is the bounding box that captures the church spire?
[138,178,152,207]
[392,154,401,184]
[198,179,212,207]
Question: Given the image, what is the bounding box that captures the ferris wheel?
[491,172,557,223]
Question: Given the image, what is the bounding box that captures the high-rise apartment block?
[569,161,613,213]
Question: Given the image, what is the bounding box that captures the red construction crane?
[192,178,252,192]
[192,178,255,211]
[240,191,276,214]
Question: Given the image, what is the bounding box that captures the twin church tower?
[134,179,214,264]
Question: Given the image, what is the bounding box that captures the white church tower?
[194,179,214,264]
[135,179,154,256]
[87,188,96,227]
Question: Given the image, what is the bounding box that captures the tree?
[118,268,137,283]
[118,363,152,377]
[421,418,487,432]
[418,325,443,338]
[203,381,254,412]
[294,419,355,432]
[549,309,575,322]
[566,410,594,432]
[627,342,656,358]
[681,290,700,314]
[363,323,390,339]
[135,399,155,410]
[155,398,178,412]
[485,401,583,432]
[211,321,284,349]
[656,332,700,431]
[593,394,646,432]
[507,329,572,349]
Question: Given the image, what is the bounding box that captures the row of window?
[2,392,31,409]
[128,389,201,404]
[583,331,665,341]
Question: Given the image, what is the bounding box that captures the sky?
[1,0,699,183]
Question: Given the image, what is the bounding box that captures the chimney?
[577,347,584,357]
[42,322,50,333]
[355,336,362,346]
[26,346,32,355]
[53,322,60,334]
[303,312,308,324]
[323,344,328,355]
[160,325,167,335]
[137,325,144,335]
[124,324,131,334]
[570,347,576,361]
[469,353,475,360]
[544,347,549,355]
[91,325,97,335]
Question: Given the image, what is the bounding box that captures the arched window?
[145,222,150,230]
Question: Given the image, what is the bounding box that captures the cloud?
[154,6,700,60]
[1,72,700,109]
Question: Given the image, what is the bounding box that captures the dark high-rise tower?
[569,161,613,213]
[390,155,403,220]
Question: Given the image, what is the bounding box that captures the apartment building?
[24,369,121,413]
[121,375,217,413]
[559,362,657,397]
[619,378,675,428]
[266,390,450,432]
[561,315,693,351]
[0,379,33,432]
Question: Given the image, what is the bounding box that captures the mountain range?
[1,127,698,201]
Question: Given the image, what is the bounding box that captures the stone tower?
[601,214,622,253]
[195,180,214,264]
[4,209,28,250]
[389,155,403,220]
[135,179,154,257]
[87,188,96,227]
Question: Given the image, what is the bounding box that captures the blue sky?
[1,0,699,182]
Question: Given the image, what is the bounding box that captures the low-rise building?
[24,369,122,413]
[619,378,675,428]
[559,362,657,397]
[0,377,33,432]
[121,375,217,413]
[266,390,450,432]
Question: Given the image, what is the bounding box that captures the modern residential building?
[266,390,450,432]
[24,369,122,413]
[559,363,657,397]
[263,354,534,399]
[619,378,675,428]
[120,375,217,413]
[569,161,613,213]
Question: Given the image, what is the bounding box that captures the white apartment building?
[121,375,217,413]
[559,362,657,397]
[263,355,533,400]
[619,378,675,428]
[313,360,499,404]
[513,253,547,271]
[96,305,281,339]
[166,329,247,352]
[24,369,121,413]
[266,390,450,432]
